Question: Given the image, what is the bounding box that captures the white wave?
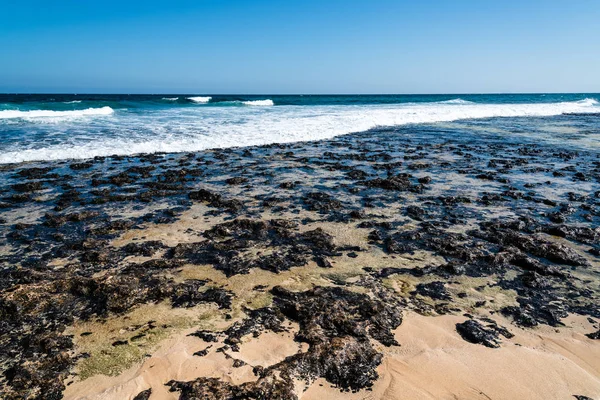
[1,99,598,164]
[0,106,114,120]
[162,97,179,101]
[242,99,274,106]
[187,96,212,103]
[575,98,599,106]
[438,98,474,104]
[64,100,82,104]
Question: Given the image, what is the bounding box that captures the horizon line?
[1,91,599,96]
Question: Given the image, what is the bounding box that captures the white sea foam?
[64,100,82,104]
[187,96,212,103]
[438,98,474,104]
[575,98,599,106]
[0,106,114,120]
[0,99,598,164]
[242,99,274,106]
[162,97,179,101]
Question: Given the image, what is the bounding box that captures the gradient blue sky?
[1,0,599,93]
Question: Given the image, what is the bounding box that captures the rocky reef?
[0,116,598,399]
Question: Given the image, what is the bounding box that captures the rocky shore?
[0,120,599,399]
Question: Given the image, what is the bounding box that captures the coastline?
[0,121,599,400]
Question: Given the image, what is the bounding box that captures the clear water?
[0,93,598,164]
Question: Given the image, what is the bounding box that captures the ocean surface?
[0,94,598,164]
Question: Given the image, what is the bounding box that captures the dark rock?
[303,192,342,212]
[70,162,93,170]
[188,330,219,342]
[361,173,421,192]
[11,181,44,193]
[414,281,451,301]
[585,330,600,340]
[455,320,500,348]
[167,376,296,400]
[121,240,165,256]
[171,281,232,309]
[132,388,152,400]
[225,176,249,185]
[189,189,243,212]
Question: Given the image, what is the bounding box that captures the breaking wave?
[242,99,274,106]
[438,98,474,104]
[187,96,212,103]
[0,106,114,120]
[1,98,598,164]
[575,98,599,106]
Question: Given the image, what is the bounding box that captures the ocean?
[0,93,598,164]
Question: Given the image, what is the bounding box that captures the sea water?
[0,93,598,164]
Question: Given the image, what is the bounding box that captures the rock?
[188,330,220,342]
[303,192,342,212]
[170,283,404,397]
[189,189,243,212]
[279,181,297,189]
[11,181,44,193]
[171,281,232,309]
[361,173,422,192]
[225,176,248,185]
[121,240,165,256]
[167,375,296,400]
[585,330,600,340]
[70,162,93,170]
[455,320,500,348]
[414,281,451,301]
[170,220,336,276]
[132,388,152,400]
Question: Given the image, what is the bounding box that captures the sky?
[1,0,599,94]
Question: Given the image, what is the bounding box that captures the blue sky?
[1,0,599,93]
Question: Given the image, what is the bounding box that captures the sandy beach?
[63,312,600,400]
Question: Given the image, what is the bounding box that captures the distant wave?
[64,100,82,104]
[438,98,474,104]
[242,99,274,106]
[0,106,114,120]
[162,97,179,101]
[209,99,275,106]
[187,96,212,103]
[1,98,599,164]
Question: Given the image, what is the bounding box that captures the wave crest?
[187,96,212,103]
[162,97,179,101]
[243,99,274,106]
[438,98,474,104]
[0,106,114,120]
[575,98,599,106]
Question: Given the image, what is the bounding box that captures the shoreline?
[0,121,599,399]
[1,96,598,165]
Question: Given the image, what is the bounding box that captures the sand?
[64,312,600,400]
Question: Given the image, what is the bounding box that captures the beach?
[0,96,599,399]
